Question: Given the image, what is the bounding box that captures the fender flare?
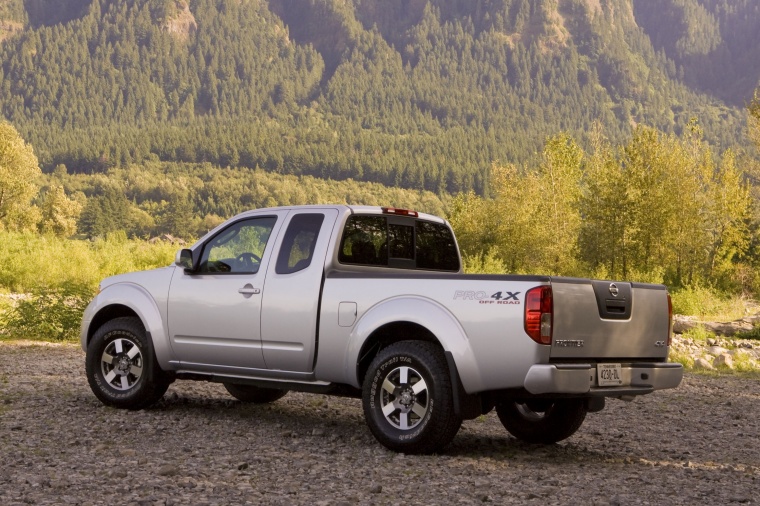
[345,296,484,393]
[82,283,173,370]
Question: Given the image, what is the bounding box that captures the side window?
[338,216,386,266]
[416,221,459,271]
[276,214,325,274]
[198,217,276,274]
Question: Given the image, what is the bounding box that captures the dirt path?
[1,341,758,505]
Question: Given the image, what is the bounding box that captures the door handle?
[238,284,261,296]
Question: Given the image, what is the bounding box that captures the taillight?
[524,286,553,345]
[667,292,673,346]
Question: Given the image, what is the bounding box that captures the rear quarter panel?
[317,273,551,393]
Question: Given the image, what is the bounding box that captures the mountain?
[633,0,760,107]
[0,0,758,195]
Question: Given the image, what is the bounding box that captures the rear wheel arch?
[348,296,476,391]
[356,321,440,388]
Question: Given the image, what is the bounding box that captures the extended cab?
[81,205,682,454]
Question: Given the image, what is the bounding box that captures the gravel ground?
[1,341,758,506]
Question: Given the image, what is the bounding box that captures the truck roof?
[229,204,446,224]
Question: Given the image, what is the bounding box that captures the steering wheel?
[236,252,261,269]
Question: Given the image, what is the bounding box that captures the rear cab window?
[338,214,459,271]
[275,213,326,274]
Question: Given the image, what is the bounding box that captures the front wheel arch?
[86,304,139,347]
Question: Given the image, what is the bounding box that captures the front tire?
[362,341,461,454]
[223,383,288,403]
[496,398,587,444]
[85,317,169,410]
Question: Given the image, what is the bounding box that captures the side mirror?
[175,249,194,272]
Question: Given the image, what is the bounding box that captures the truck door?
[260,209,338,372]
[167,212,285,373]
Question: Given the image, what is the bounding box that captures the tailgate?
[549,279,670,360]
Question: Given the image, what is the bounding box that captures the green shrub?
[670,286,746,320]
[4,283,95,342]
[0,294,12,336]
[736,326,760,341]
[0,231,178,343]
[0,231,177,292]
[461,249,507,274]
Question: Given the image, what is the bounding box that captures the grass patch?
[727,349,760,373]
[681,325,716,344]
[668,349,694,370]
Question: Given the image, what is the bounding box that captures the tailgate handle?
[605,299,627,313]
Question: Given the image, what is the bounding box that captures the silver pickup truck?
[81,205,682,454]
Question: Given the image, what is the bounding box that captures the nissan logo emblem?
[609,283,619,297]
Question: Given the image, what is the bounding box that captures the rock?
[704,320,754,337]
[713,354,734,369]
[672,316,698,334]
[157,465,179,477]
[693,358,714,370]
[707,346,729,356]
[369,485,382,494]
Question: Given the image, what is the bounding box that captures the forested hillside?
[0,0,758,196]
[3,1,760,341]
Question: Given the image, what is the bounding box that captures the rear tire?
[362,341,461,454]
[223,383,288,403]
[496,398,587,444]
[85,317,169,410]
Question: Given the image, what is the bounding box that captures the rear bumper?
[524,362,683,396]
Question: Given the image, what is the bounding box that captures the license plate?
[597,363,623,386]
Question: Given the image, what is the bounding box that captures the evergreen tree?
[77,184,132,238]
